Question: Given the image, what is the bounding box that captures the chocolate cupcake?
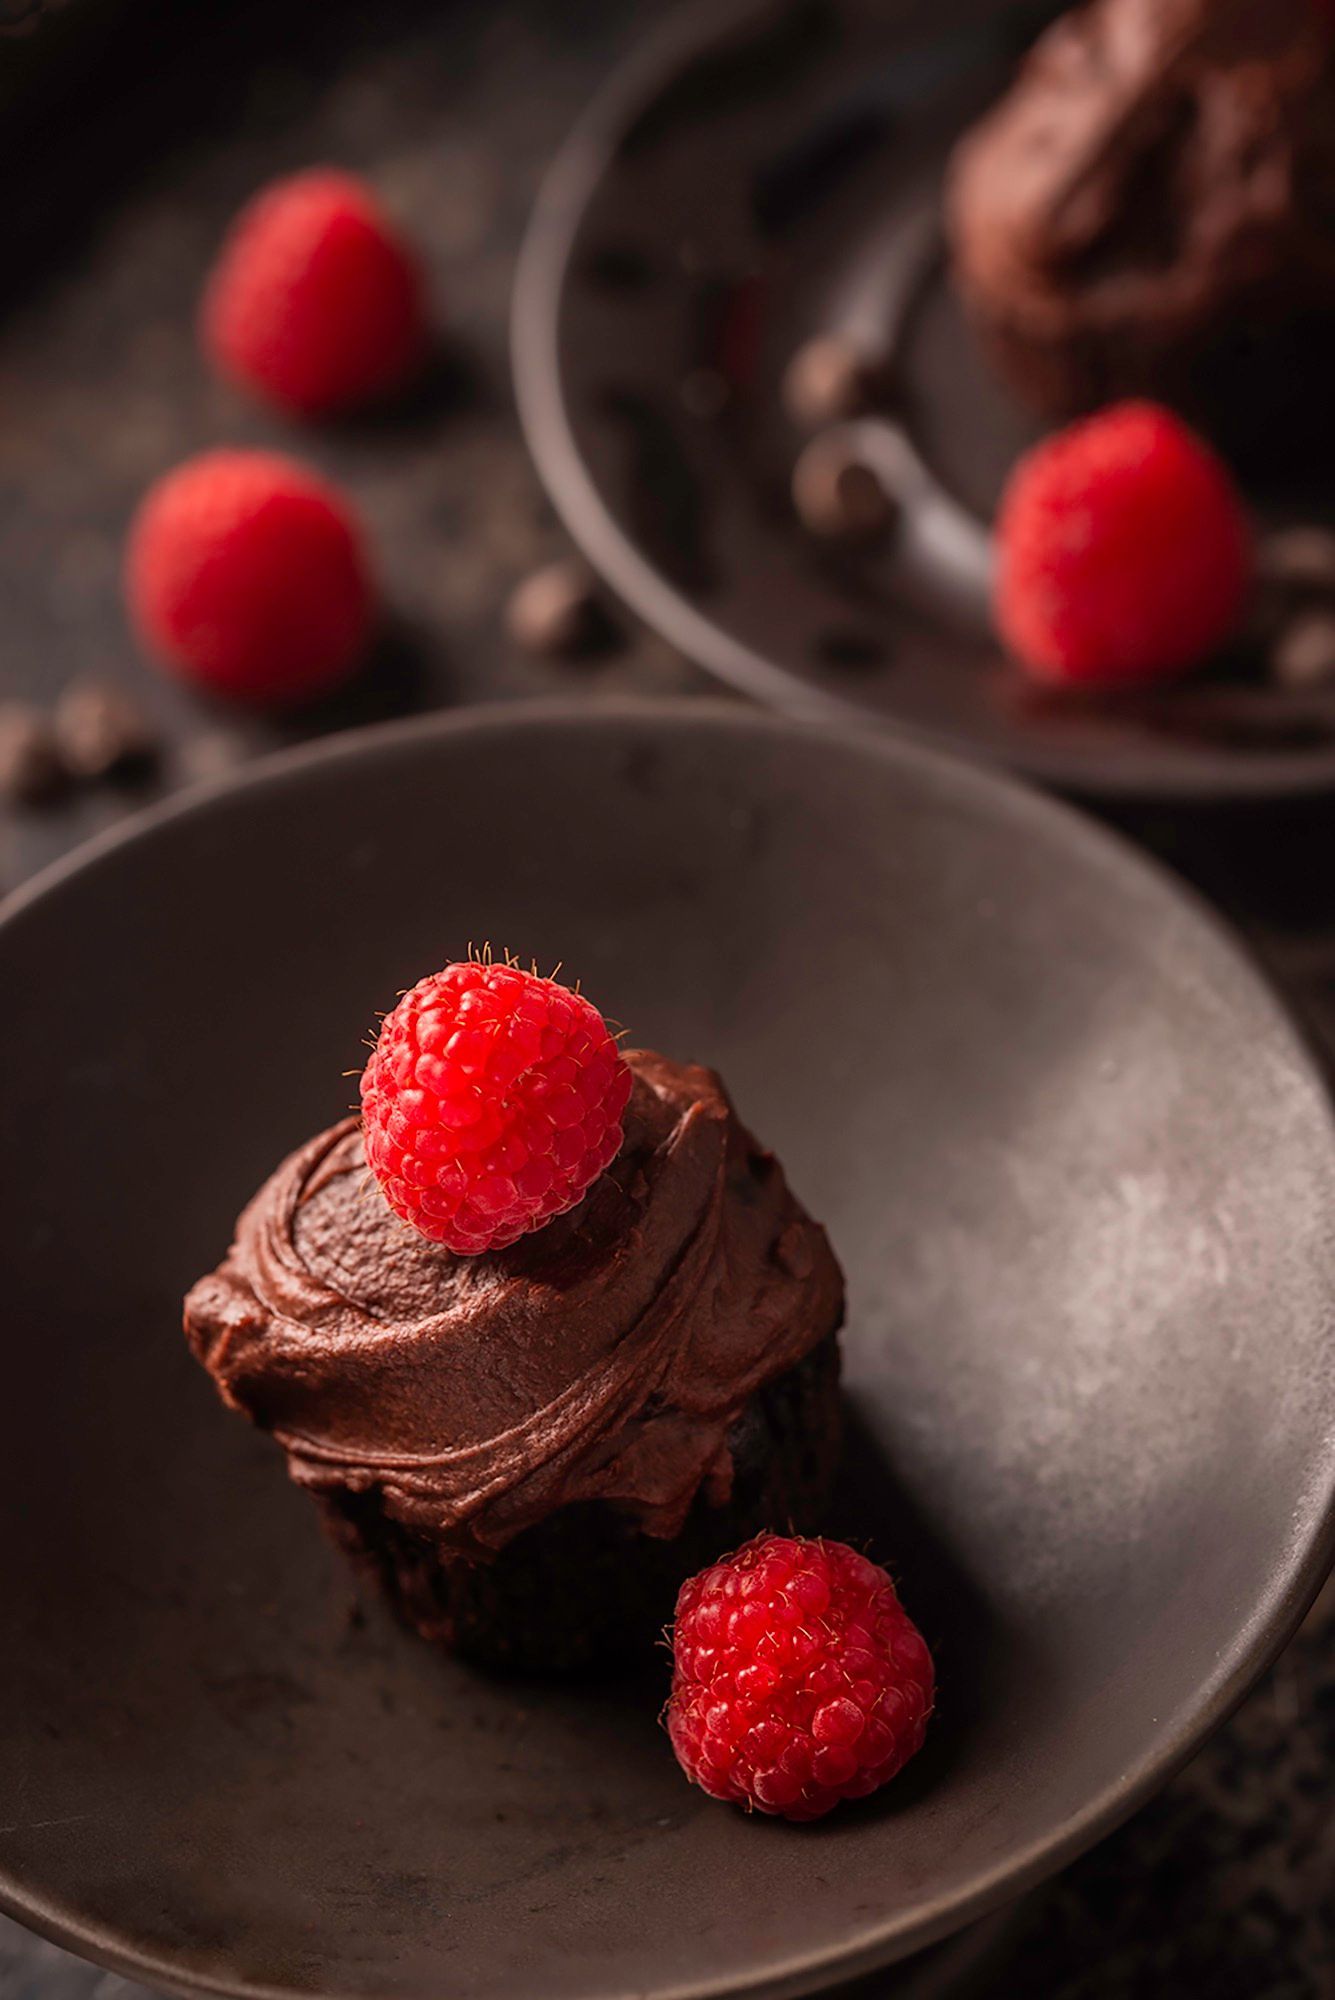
[946,0,1335,452]
[185,963,844,1673]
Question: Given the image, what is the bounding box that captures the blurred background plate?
[514,0,1335,800]
[2,702,1335,1999]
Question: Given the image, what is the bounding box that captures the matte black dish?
[513,0,1335,799]
[3,701,1334,2000]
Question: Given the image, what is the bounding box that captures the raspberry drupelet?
[668,1533,934,1821]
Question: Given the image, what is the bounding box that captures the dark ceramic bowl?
[2,701,1334,2000]
[514,0,1335,800]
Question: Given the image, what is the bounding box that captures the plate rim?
[4,695,1335,2000]
[511,0,1335,805]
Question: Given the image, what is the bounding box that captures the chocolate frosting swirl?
[184,1051,844,1557]
[947,0,1335,409]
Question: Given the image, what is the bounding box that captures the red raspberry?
[667,1534,934,1823]
[995,400,1253,687]
[360,960,633,1254]
[201,168,428,416]
[126,449,373,707]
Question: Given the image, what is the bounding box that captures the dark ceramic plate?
[3,701,1335,2000]
[513,0,1335,800]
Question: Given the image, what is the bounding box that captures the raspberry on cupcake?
[360,959,632,1253]
[184,958,845,1672]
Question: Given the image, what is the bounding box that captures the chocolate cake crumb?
[1271,612,1335,691]
[54,676,158,780]
[1259,528,1335,594]
[0,702,63,805]
[782,335,880,429]
[506,560,608,658]
[792,434,897,544]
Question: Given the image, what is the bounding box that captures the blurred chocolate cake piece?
[946,0,1335,456]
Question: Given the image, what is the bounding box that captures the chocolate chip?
[1258,527,1335,593]
[53,677,158,780]
[0,702,63,806]
[792,434,896,544]
[1270,611,1335,690]
[782,336,880,429]
[505,562,608,659]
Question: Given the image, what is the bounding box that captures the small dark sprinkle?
[0,701,64,806]
[792,435,896,544]
[53,676,158,780]
[1258,526,1335,593]
[1271,611,1335,691]
[782,336,882,430]
[506,561,611,659]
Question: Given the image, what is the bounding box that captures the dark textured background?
[1,2,1334,1995]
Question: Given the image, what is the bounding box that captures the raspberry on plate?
[667,1532,934,1822]
[360,958,633,1254]
[126,449,373,707]
[201,168,428,415]
[995,399,1253,687]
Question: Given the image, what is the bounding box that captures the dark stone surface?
[0,2,1332,1996]
[0,0,710,910]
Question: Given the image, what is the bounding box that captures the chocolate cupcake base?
[320,1336,842,1673]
